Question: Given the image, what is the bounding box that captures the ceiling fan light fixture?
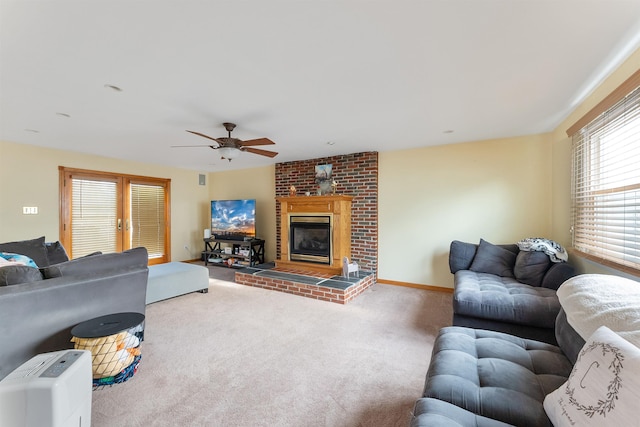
[218,146,242,160]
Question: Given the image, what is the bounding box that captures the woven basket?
[72,331,139,378]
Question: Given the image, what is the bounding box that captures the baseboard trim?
[376,278,453,293]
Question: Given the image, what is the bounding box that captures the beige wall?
[379,134,553,288]
[0,140,211,261]
[208,166,277,263]
[551,47,640,277]
[2,47,637,284]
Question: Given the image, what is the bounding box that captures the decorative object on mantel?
[289,185,297,196]
[315,164,333,195]
[331,180,338,195]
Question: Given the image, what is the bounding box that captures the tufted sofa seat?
[412,325,577,427]
[451,239,575,344]
[454,270,560,341]
[421,327,573,425]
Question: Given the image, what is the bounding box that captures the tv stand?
[203,238,265,267]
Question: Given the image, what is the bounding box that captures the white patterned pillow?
[544,326,640,426]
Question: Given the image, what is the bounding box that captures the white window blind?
[72,178,118,257]
[130,183,165,259]
[571,84,640,270]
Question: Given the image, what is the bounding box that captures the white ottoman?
[146,262,209,304]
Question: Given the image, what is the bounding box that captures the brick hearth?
[235,266,375,304]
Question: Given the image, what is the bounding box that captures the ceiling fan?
[173,122,279,161]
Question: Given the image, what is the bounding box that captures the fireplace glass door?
[289,216,331,264]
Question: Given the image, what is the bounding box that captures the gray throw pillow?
[469,238,516,277]
[0,265,44,286]
[45,241,70,265]
[0,236,49,267]
[513,251,551,287]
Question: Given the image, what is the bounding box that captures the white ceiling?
[2,1,640,172]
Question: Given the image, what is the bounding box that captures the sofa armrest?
[541,262,575,290]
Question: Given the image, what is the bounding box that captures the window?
[130,182,166,259]
[59,167,171,264]
[570,80,640,272]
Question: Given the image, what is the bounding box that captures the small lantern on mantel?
[289,185,297,196]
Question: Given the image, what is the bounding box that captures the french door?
[59,167,171,264]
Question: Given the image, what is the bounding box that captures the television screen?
[211,199,256,239]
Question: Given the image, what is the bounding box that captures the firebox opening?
[289,215,331,264]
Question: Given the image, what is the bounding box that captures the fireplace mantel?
[276,195,353,275]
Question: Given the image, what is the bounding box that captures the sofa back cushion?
[449,240,520,274]
[42,247,148,278]
[0,236,49,267]
[0,265,43,286]
[513,251,551,287]
[555,308,586,364]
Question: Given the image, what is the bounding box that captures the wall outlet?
[22,206,38,214]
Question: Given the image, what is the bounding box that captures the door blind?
[130,183,165,259]
[571,84,640,270]
[71,178,118,257]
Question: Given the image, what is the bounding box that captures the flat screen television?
[210,199,256,240]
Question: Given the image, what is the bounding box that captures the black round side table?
[71,312,145,387]
[71,312,145,338]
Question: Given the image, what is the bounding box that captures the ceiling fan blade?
[186,130,222,144]
[238,137,275,147]
[244,147,279,158]
[171,144,217,148]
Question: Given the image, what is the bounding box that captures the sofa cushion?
[449,240,478,273]
[540,262,575,290]
[41,247,148,278]
[0,265,43,286]
[469,239,516,277]
[411,398,513,427]
[544,326,640,426]
[45,241,70,265]
[0,236,49,267]
[513,250,551,287]
[454,270,560,328]
[423,327,572,427]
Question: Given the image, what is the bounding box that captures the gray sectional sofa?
[411,240,640,426]
[0,237,148,380]
[450,239,575,344]
[412,273,640,426]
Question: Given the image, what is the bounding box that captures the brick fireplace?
[235,152,378,304]
[275,152,378,276]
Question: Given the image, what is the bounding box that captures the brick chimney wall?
[275,152,378,274]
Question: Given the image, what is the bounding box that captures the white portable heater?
[0,350,92,427]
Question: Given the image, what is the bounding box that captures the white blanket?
[557,274,640,347]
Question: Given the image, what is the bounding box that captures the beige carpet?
[91,273,452,427]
